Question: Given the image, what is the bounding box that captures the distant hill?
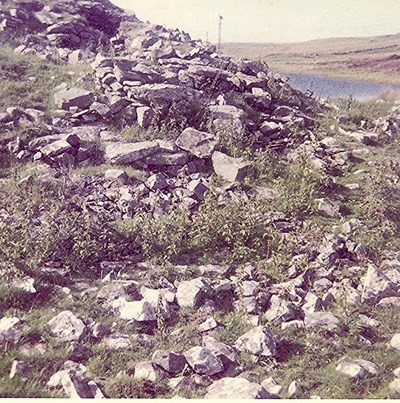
[224,33,400,84]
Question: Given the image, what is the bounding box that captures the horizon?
[110,0,400,44]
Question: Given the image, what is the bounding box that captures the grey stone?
[361,264,398,304]
[40,140,73,158]
[390,334,400,350]
[336,361,366,379]
[60,373,104,398]
[134,361,166,382]
[264,295,295,323]
[175,128,218,159]
[205,377,271,399]
[132,333,154,348]
[187,179,209,201]
[304,311,339,331]
[234,326,277,357]
[145,173,168,191]
[176,278,209,309]
[137,106,155,129]
[183,346,224,376]
[288,380,302,397]
[9,360,30,379]
[47,311,86,342]
[353,359,379,375]
[389,378,400,393]
[212,151,251,182]
[11,276,36,294]
[317,198,340,217]
[105,169,128,184]
[102,333,131,350]
[112,298,156,322]
[198,264,230,277]
[261,377,283,397]
[105,141,159,165]
[202,335,237,363]
[54,88,94,110]
[197,317,218,333]
[240,281,260,297]
[47,361,88,388]
[281,320,305,331]
[168,376,197,391]
[151,350,187,375]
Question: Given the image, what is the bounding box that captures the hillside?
[1,0,400,399]
[224,33,400,84]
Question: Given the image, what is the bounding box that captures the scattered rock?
[176,277,209,309]
[9,360,30,379]
[234,326,277,357]
[112,298,156,322]
[390,334,400,350]
[54,88,94,110]
[288,380,302,397]
[212,151,252,182]
[205,377,271,399]
[175,128,218,159]
[261,377,282,397]
[361,264,398,304]
[152,350,187,375]
[183,346,224,376]
[0,317,24,347]
[134,361,166,382]
[102,333,131,350]
[47,311,86,342]
[105,141,159,164]
[304,311,339,331]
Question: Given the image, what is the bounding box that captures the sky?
[110,0,400,43]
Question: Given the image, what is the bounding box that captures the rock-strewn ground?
[1,0,400,399]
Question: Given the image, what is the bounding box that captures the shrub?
[0,178,139,282]
[189,195,277,262]
[105,378,171,399]
[273,162,322,217]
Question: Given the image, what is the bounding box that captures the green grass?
[0,46,92,112]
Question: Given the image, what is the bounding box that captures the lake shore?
[281,71,400,100]
[223,34,400,86]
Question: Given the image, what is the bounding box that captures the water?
[282,72,400,100]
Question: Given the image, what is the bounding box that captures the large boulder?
[176,277,210,309]
[234,326,277,357]
[212,151,252,182]
[105,141,159,164]
[112,298,156,322]
[152,350,187,375]
[205,377,271,399]
[304,311,339,331]
[54,88,95,110]
[183,346,224,376]
[361,264,398,305]
[47,311,86,342]
[175,128,218,159]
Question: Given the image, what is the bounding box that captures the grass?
[0,46,93,112]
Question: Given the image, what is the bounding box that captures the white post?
[218,15,223,52]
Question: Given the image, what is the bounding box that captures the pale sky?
[111,0,400,43]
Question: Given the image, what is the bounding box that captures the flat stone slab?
[105,141,159,164]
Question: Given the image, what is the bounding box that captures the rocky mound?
[1,0,400,399]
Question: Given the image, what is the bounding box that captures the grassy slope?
[223,33,400,85]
